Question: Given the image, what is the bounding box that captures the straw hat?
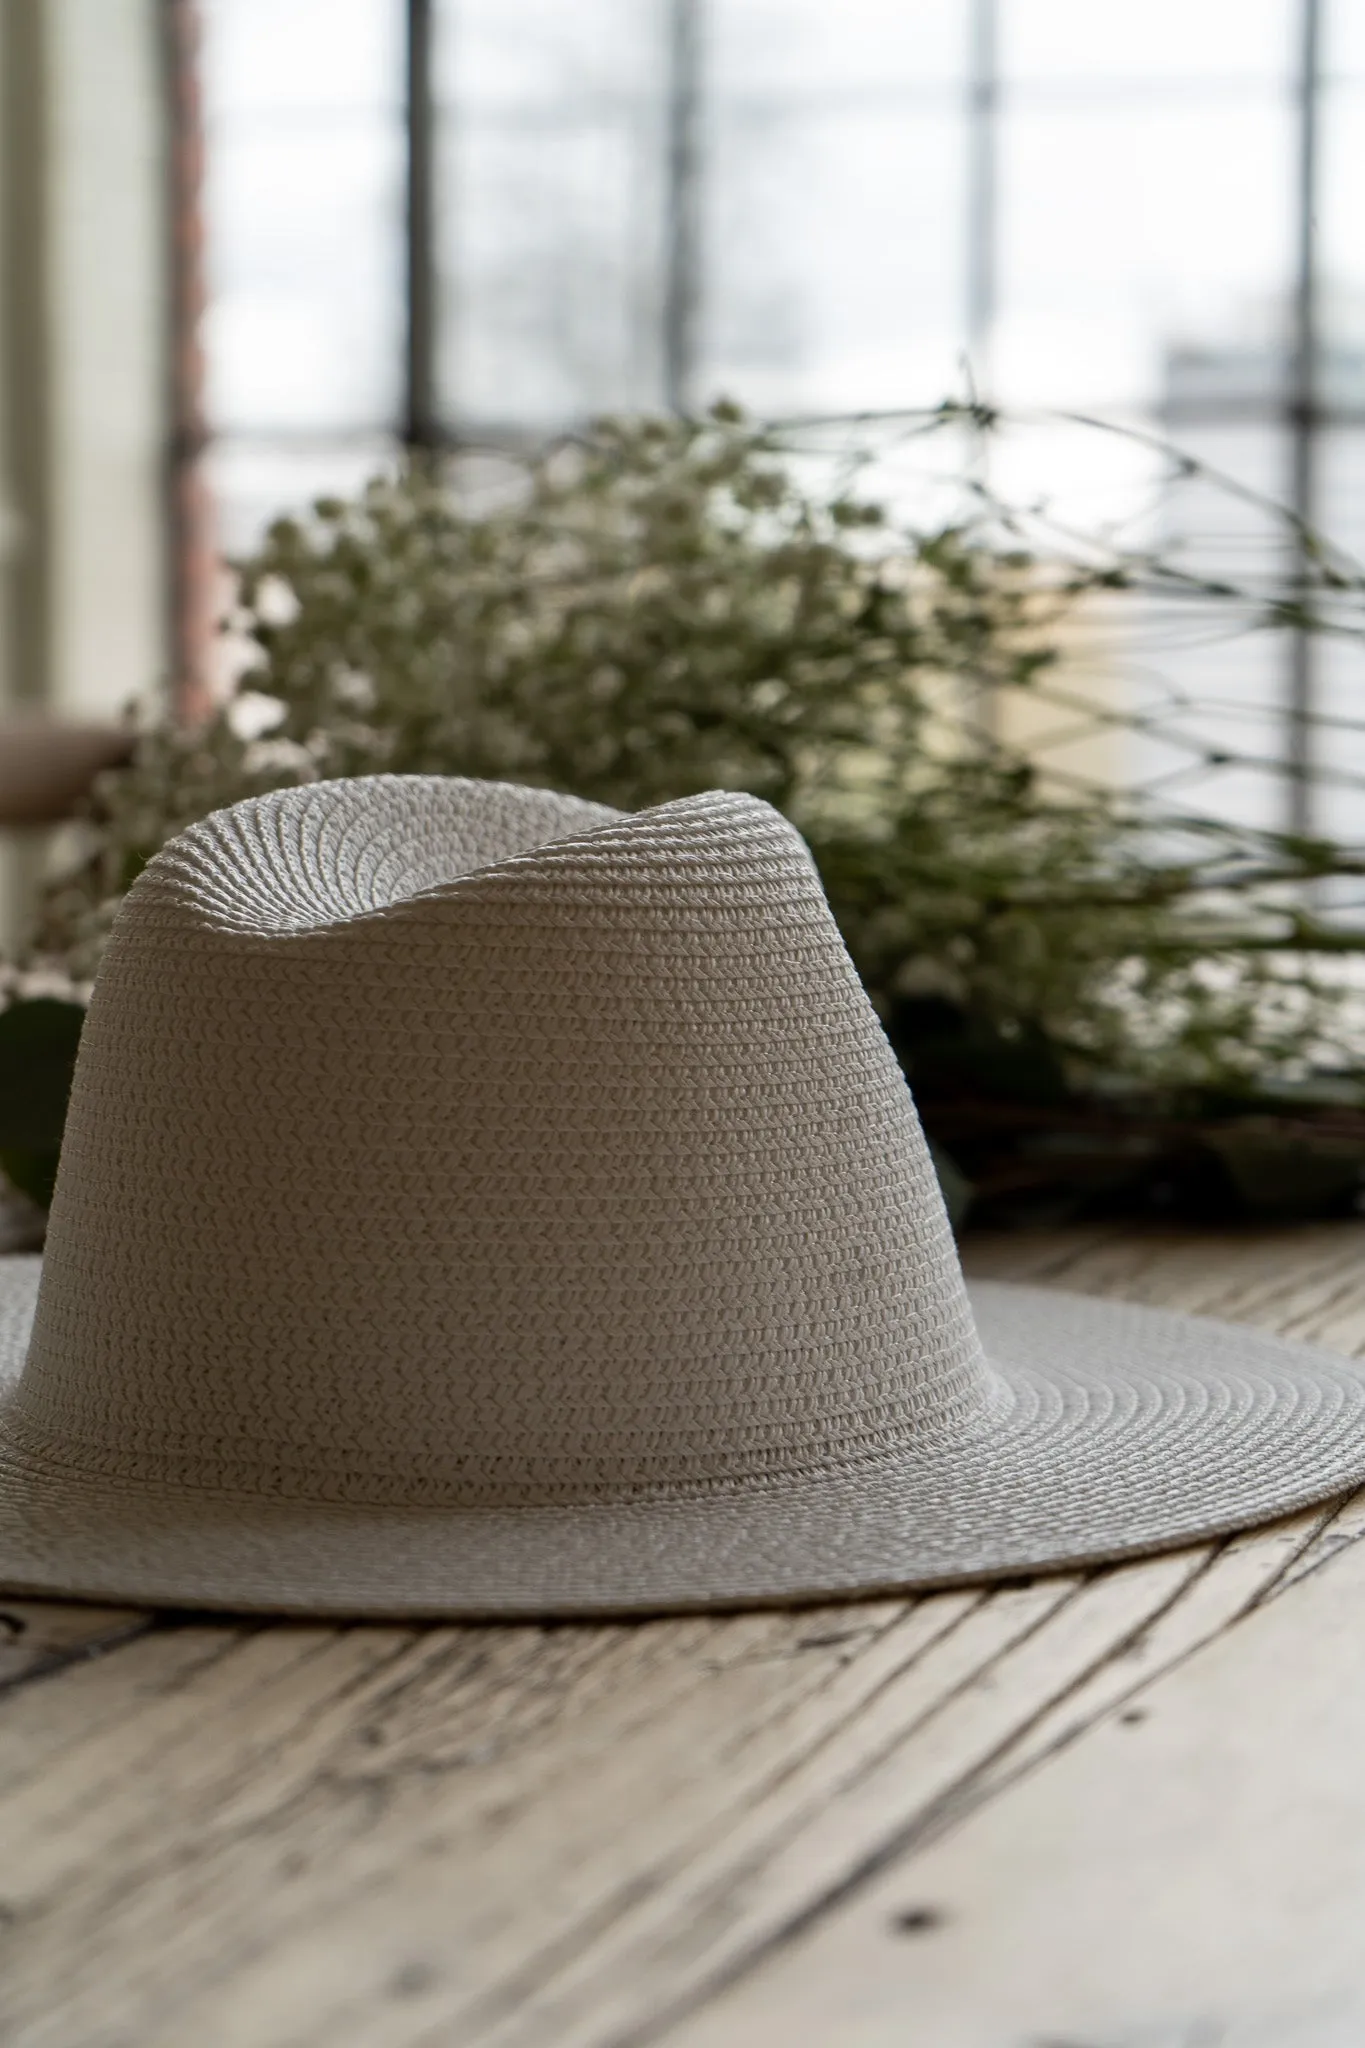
[0,774,1362,1618]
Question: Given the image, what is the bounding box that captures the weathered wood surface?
[5,1223,1365,2048]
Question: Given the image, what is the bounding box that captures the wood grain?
[2,1224,1364,2048]
[0,1600,147,1695]
[668,1463,1365,2048]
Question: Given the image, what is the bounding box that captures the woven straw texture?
[1,773,1364,1617]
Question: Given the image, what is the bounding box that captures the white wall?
[0,0,167,953]
[47,0,166,720]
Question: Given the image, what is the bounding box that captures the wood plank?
[4,1540,1313,2048]
[964,1220,1365,1333]
[664,1468,1365,2048]
[470,1560,1201,2048]
[0,1598,147,1693]
[0,1602,943,2044]
[2,1223,1363,2048]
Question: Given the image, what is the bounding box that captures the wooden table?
[7,1223,1365,2048]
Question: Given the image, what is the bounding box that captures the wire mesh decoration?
[7,398,1365,1228]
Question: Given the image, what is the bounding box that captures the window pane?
[1326,0,1365,84]
[1006,0,1293,83]
[433,0,968,430]
[1129,423,1294,834]
[434,0,672,431]
[710,0,962,94]
[200,0,405,437]
[201,0,403,117]
[204,440,399,559]
[1310,12,1365,848]
[995,97,1295,419]
[1312,427,1365,848]
[1320,79,1365,357]
[702,0,966,413]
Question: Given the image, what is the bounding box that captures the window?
[191,0,1365,839]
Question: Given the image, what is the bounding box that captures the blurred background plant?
[11,398,1365,1229]
[5,2,1365,1234]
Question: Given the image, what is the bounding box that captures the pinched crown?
[9,777,990,1505]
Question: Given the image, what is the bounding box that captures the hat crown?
[10,776,989,1507]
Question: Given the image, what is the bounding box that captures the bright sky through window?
[194,0,1365,841]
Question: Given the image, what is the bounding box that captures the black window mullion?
[405,0,439,453]
[1287,0,1323,838]
[663,0,703,416]
[966,0,998,398]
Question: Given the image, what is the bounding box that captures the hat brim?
[1,1255,1364,1618]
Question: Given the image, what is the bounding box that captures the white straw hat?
[0,774,1363,1618]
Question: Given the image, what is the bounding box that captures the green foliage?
[38,409,1072,969]
[20,402,1365,1222]
[0,999,86,1207]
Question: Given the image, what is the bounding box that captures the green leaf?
[1202,1124,1365,1221]
[926,1138,974,1233]
[21,403,1365,1147]
[0,1145,62,1211]
[0,999,86,1156]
